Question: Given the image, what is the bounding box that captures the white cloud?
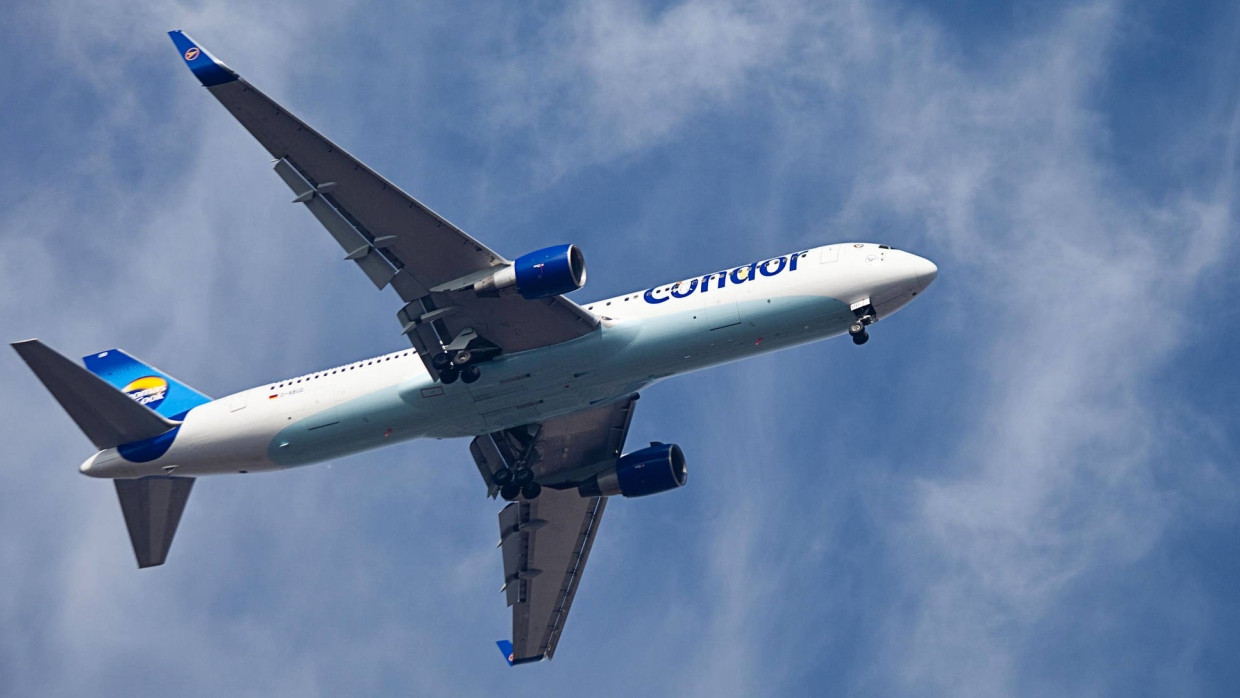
[2,1,1237,696]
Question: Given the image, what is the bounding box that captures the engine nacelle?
[578,443,687,498]
[474,244,586,300]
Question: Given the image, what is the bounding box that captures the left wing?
[472,397,639,663]
[496,489,607,664]
[168,31,598,372]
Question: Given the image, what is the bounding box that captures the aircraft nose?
[912,255,938,291]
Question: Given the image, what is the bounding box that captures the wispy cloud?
[2,1,1237,696]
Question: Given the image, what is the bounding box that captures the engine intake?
[474,244,586,300]
[578,443,687,498]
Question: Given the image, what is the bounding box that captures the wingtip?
[496,640,515,667]
[496,640,546,666]
[168,30,238,87]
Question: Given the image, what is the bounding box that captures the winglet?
[496,640,515,666]
[496,640,544,666]
[168,30,238,87]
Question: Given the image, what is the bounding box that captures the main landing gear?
[432,350,482,384]
[492,465,542,501]
[849,304,877,346]
[431,332,500,385]
[487,426,544,501]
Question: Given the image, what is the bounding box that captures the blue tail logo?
[84,349,211,421]
[121,375,169,409]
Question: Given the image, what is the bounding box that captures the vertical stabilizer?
[83,349,211,420]
[114,476,195,568]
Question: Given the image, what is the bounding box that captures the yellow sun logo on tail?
[122,376,168,409]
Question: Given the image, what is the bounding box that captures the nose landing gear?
[849,304,877,345]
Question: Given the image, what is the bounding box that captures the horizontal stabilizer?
[115,476,195,568]
[12,340,179,450]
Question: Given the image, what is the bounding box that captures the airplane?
[11,30,938,665]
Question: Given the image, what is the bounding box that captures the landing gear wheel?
[500,484,521,501]
[513,468,534,486]
[521,481,542,500]
[431,352,452,370]
[849,320,866,336]
[439,367,459,384]
[492,468,514,487]
[452,349,473,366]
[460,365,481,384]
[852,330,869,345]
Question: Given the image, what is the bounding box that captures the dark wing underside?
[174,31,597,371]
[472,397,639,662]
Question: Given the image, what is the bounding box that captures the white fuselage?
[80,243,936,479]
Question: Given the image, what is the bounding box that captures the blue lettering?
[758,257,787,277]
[643,251,805,305]
[729,263,757,285]
[670,278,698,298]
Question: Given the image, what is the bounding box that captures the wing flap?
[272,158,401,291]
[499,490,608,661]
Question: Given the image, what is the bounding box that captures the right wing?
[168,31,598,373]
[472,396,639,663]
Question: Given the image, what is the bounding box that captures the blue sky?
[2,1,1238,695]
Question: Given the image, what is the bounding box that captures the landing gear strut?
[491,455,539,501]
[850,304,876,346]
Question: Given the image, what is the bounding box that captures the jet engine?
[578,442,687,498]
[473,244,587,299]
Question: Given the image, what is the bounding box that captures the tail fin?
[13,340,201,569]
[82,349,211,420]
[12,340,179,450]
